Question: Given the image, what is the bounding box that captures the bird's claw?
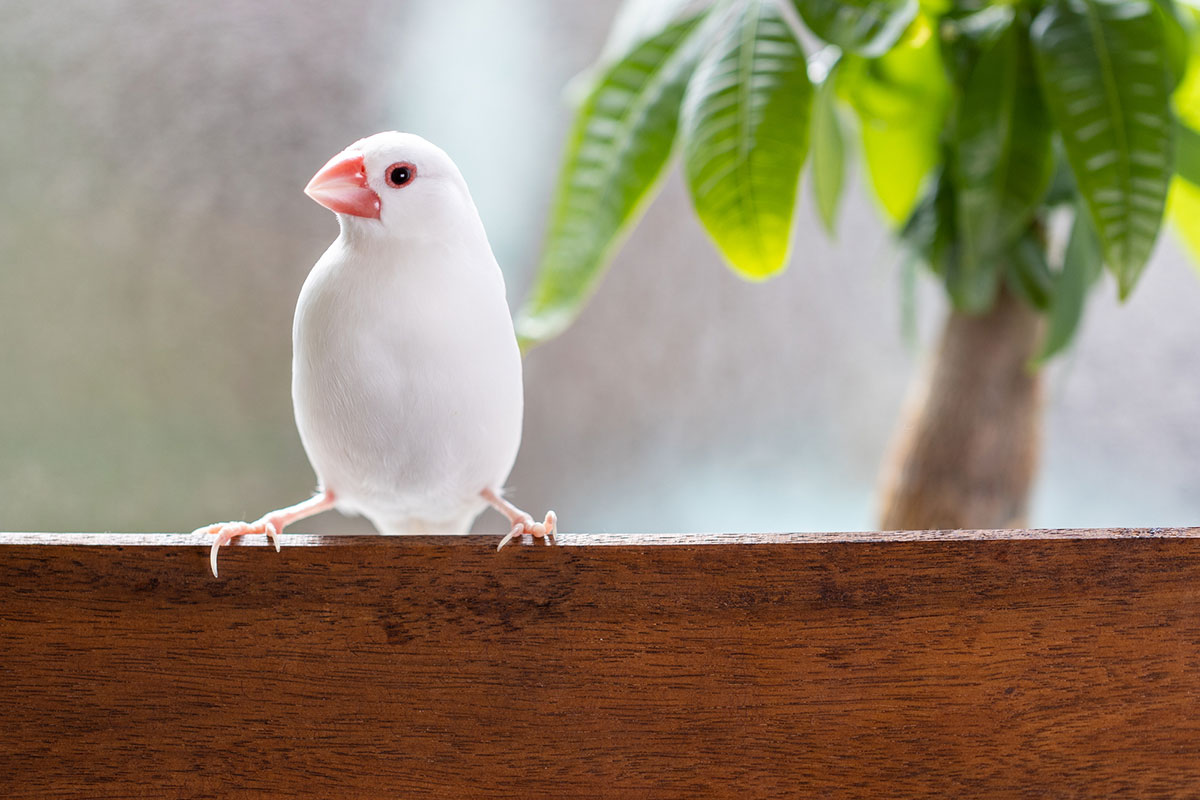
[496,510,557,551]
[194,517,282,578]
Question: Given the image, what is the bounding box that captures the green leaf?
[598,0,701,64]
[898,170,941,261]
[1005,233,1054,311]
[791,0,919,57]
[680,0,813,280]
[900,169,963,273]
[562,0,702,106]
[1152,0,1191,87]
[940,182,1001,311]
[1036,207,1102,363]
[954,5,1018,47]
[1173,7,1200,130]
[1168,15,1200,268]
[516,15,707,348]
[1176,120,1200,185]
[919,0,953,16]
[1043,151,1079,206]
[810,54,847,235]
[1167,175,1200,264]
[901,165,1002,312]
[842,14,950,223]
[1031,0,1174,298]
[954,20,1055,279]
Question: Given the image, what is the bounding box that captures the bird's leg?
[193,488,337,577]
[482,488,557,551]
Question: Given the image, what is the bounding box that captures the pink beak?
[304,150,381,219]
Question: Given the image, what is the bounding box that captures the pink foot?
[496,509,557,551]
[193,516,282,578]
[192,489,336,578]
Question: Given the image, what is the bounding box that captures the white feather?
[291,133,523,534]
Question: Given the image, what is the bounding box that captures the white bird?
[194,132,556,576]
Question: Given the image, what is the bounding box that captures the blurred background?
[1,0,1198,535]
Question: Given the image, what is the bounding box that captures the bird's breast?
[290,240,523,517]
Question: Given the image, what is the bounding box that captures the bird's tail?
[369,512,480,536]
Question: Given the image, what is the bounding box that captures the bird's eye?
[385,162,416,188]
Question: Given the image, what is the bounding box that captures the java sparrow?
[194,132,556,577]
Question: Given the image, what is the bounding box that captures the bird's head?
[304,131,473,238]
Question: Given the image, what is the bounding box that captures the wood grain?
[2,529,1199,798]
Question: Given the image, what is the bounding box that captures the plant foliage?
[515,15,707,346]
[681,0,813,280]
[519,0,1200,356]
[1032,0,1173,297]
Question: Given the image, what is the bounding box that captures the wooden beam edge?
[1,527,1197,547]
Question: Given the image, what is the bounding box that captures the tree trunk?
[877,288,1044,530]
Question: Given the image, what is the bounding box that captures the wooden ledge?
[5,525,1200,547]
[3,528,1200,798]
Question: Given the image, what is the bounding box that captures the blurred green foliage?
[519,0,1200,362]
